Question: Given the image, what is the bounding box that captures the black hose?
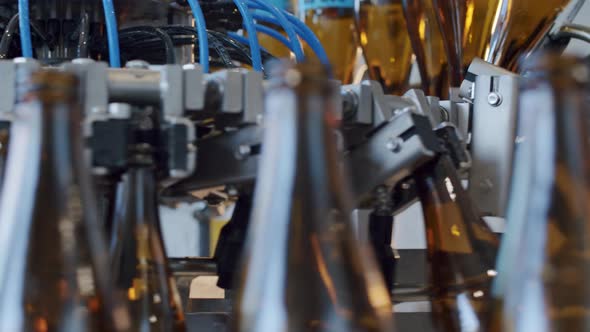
[119,26,176,64]
[77,12,90,58]
[0,13,50,59]
[0,13,19,59]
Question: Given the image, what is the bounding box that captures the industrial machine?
[0,0,588,331]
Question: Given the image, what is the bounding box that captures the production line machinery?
[0,0,588,331]
[0,54,524,330]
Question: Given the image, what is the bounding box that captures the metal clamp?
[346,110,441,201]
[468,73,519,217]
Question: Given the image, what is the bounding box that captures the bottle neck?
[126,165,160,228]
[519,72,590,250]
[414,154,498,266]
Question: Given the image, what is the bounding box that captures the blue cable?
[283,12,331,70]
[227,32,270,54]
[101,0,121,67]
[246,0,304,62]
[233,0,263,71]
[252,12,331,74]
[186,0,210,73]
[254,24,292,52]
[17,0,33,58]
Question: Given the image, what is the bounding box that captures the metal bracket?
[165,125,263,194]
[468,74,519,217]
[163,115,197,179]
[63,59,109,115]
[346,111,440,200]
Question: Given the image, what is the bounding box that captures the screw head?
[386,137,403,153]
[487,92,502,106]
[236,145,252,159]
[125,60,150,69]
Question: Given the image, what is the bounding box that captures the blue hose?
[101,0,121,67]
[254,24,292,52]
[246,0,304,62]
[186,0,210,73]
[252,12,331,74]
[227,32,270,55]
[233,0,263,72]
[17,0,32,58]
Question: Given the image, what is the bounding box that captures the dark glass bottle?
[490,54,590,332]
[301,1,358,84]
[414,155,499,332]
[234,61,394,332]
[401,0,449,97]
[431,0,464,86]
[486,0,574,71]
[0,124,8,189]
[355,0,413,94]
[0,70,131,331]
[110,145,187,331]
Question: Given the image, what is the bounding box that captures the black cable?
[119,26,176,64]
[77,12,90,58]
[91,25,275,70]
[0,13,19,59]
[0,13,50,59]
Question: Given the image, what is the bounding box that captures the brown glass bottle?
[234,61,394,332]
[401,0,449,97]
[0,70,131,331]
[356,0,413,94]
[490,54,590,332]
[0,125,8,189]
[258,0,295,58]
[461,0,501,72]
[486,0,573,71]
[414,155,499,332]
[110,159,186,331]
[301,2,358,83]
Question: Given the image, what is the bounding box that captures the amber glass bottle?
[356,0,413,94]
[301,0,358,83]
[486,0,573,71]
[0,70,131,331]
[414,155,499,332]
[110,139,186,331]
[257,0,294,58]
[234,61,394,332]
[401,0,449,97]
[429,0,506,85]
[490,54,590,332]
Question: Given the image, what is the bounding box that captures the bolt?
[386,137,403,153]
[236,145,251,159]
[125,60,150,69]
[72,58,95,65]
[108,103,131,118]
[182,63,200,71]
[187,143,197,153]
[480,178,494,192]
[487,92,502,107]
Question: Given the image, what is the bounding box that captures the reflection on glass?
[235,61,393,332]
[402,0,449,97]
[486,0,574,71]
[110,167,187,331]
[0,70,130,331]
[414,155,499,332]
[491,54,590,332]
[356,0,414,94]
[302,1,359,83]
[258,0,294,58]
